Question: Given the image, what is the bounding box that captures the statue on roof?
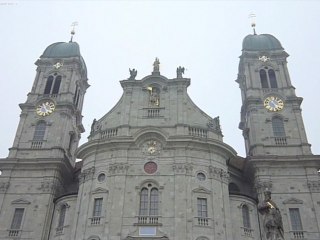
[153,58,160,73]
[258,190,284,240]
[129,68,137,80]
[176,66,185,78]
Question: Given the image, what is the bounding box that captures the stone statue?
[258,190,284,240]
[148,87,160,106]
[129,68,137,80]
[153,58,160,72]
[90,118,97,134]
[176,66,185,78]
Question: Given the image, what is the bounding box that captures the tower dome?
[41,41,81,58]
[40,41,87,76]
[242,34,283,51]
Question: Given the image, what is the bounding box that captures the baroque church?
[0,28,319,240]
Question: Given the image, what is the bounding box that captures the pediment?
[192,187,211,194]
[11,198,31,205]
[283,197,303,204]
[91,187,108,194]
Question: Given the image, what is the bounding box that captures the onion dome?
[242,34,283,51]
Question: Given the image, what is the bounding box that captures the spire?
[70,21,78,42]
[249,13,257,35]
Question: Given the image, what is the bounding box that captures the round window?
[144,161,158,174]
[197,172,206,181]
[97,173,106,182]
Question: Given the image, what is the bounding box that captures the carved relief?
[0,182,9,193]
[108,163,129,175]
[142,140,162,156]
[40,179,61,195]
[207,116,222,134]
[283,197,303,204]
[172,163,193,175]
[307,180,320,191]
[254,180,272,194]
[79,167,95,184]
[209,166,230,183]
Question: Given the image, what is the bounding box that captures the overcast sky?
[1,0,320,158]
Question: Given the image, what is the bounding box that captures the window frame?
[139,186,159,216]
[272,116,286,137]
[242,204,251,229]
[137,181,162,218]
[197,198,208,218]
[33,121,47,141]
[92,198,103,217]
[10,208,25,230]
[259,68,278,89]
[289,208,303,231]
[44,74,62,95]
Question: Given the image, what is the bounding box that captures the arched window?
[139,188,148,215]
[52,75,61,94]
[57,204,67,234]
[242,205,251,228]
[149,188,159,216]
[33,121,46,140]
[44,76,54,94]
[272,117,285,137]
[259,68,278,89]
[260,69,268,88]
[268,69,278,88]
[44,74,61,95]
[139,186,159,216]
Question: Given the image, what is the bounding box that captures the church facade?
[0,31,319,240]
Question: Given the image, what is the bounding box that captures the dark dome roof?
[40,41,87,76]
[41,42,81,58]
[242,34,283,51]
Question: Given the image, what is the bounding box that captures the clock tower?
[237,32,312,156]
[8,40,89,164]
[0,38,89,239]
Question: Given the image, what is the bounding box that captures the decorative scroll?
[79,167,95,184]
[108,163,129,175]
[172,163,193,175]
[0,182,9,193]
[209,166,230,183]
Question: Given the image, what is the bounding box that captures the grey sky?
[1,1,319,158]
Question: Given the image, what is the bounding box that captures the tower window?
[260,69,269,88]
[272,117,285,137]
[33,121,46,141]
[260,68,278,88]
[242,205,251,228]
[52,75,61,94]
[268,69,278,88]
[139,187,159,216]
[44,75,61,95]
[10,208,24,230]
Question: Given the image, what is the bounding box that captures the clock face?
[264,96,284,112]
[36,101,55,116]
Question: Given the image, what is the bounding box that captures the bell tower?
[0,33,89,239]
[8,38,89,164]
[237,30,311,156]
